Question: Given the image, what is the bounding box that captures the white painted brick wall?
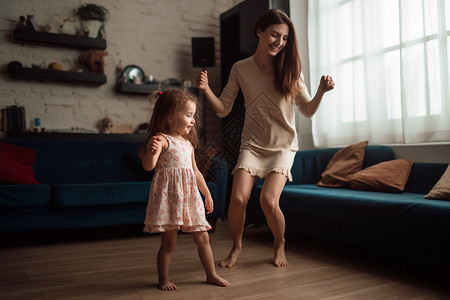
[0,0,240,132]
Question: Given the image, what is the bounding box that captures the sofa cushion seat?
[52,182,150,208]
[52,181,220,211]
[276,184,450,238]
[0,184,50,208]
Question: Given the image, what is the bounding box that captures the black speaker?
[191,37,215,69]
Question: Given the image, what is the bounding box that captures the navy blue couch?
[246,145,450,264]
[0,138,228,233]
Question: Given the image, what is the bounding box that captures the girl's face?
[173,100,196,136]
[257,23,289,56]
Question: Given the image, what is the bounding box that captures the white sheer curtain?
[308,0,450,147]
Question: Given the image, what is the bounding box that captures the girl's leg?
[157,230,178,291]
[259,172,288,267]
[220,170,257,268]
[191,231,229,287]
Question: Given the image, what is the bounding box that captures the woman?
[196,9,334,268]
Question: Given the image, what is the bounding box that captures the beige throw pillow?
[317,140,368,188]
[425,164,450,200]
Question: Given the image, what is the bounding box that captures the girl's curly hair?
[139,89,200,158]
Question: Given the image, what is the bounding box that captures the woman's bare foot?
[219,247,241,268]
[158,279,178,291]
[206,274,230,287]
[273,245,288,267]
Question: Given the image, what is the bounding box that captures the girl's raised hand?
[195,71,209,91]
[148,135,163,153]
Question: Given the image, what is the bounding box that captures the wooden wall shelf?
[116,82,198,95]
[9,66,107,85]
[13,28,107,50]
[5,131,144,141]
[116,82,160,94]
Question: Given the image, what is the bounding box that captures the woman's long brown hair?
[139,89,200,158]
[254,9,302,98]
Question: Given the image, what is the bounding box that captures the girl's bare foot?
[219,247,241,268]
[158,279,178,291]
[206,274,230,287]
[273,245,288,267]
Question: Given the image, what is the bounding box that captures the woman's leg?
[259,172,288,267]
[157,230,178,291]
[191,231,229,287]
[220,169,257,268]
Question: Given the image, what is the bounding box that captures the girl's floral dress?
[143,133,211,233]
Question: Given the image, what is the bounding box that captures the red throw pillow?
[0,142,41,184]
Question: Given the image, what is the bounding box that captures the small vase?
[81,20,102,38]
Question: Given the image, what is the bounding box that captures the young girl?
[196,9,334,268]
[140,89,229,291]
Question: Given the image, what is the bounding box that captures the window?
[308,0,450,147]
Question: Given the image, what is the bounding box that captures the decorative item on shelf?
[75,3,109,38]
[1,105,27,132]
[33,118,45,132]
[16,15,51,33]
[122,65,145,84]
[100,117,113,133]
[48,62,62,71]
[99,117,133,134]
[161,78,181,87]
[60,17,78,35]
[146,74,159,87]
[78,49,108,74]
[16,16,27,29]
[25,15,38,31]
[116,59,125,83]
[7,61,22,72]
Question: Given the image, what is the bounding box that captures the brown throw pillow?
[350,159,413,193]
[425,164,450,200]
[317,140,368,188]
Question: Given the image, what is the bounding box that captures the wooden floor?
[1,219,449,300]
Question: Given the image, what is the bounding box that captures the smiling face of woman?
[257,23,289,56]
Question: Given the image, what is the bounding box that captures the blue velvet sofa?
[0,138,228,233]
[246,145,450,264]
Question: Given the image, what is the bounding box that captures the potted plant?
[75,3,109,38]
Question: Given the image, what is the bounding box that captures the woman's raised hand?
[195,71,209,91]
[319,75,335,94]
